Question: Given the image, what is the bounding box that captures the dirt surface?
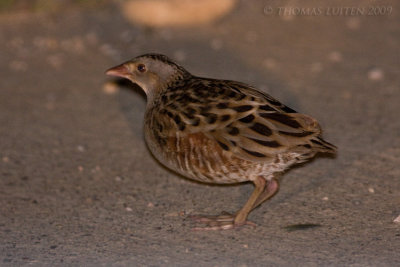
[1,1,399,266]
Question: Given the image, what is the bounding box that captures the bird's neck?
[143,70,191,108]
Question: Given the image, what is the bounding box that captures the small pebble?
[262,58,277,70]
[322,196,329,201]
[165,211,180,217]
[243,244,249,248]
[341,91,352,100]
[394,215,400,223]
[77,145,85,152]
[126,207,133,212]
[91,165,101,173]
[368,187,375,193]
[328,51,343,62]
[103,81,119,95]
[78,166,84,172]
[147,202,155,208]
[45,102,55,110]
[2,156,9,163]
[368,68,384,81]
[115,176,122,182]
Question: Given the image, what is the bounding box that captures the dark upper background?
[0,0,399,266]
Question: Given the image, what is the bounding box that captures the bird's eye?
[137,64,146,73]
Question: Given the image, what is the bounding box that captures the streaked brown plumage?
[106,53,336,230]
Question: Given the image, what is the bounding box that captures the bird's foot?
[189,212,256,231]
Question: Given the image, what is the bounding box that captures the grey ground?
[1,1,399,266]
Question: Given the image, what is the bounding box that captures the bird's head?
[106,53,190,101]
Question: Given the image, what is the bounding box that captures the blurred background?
[1,0,399,266]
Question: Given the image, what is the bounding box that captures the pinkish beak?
[105,64,131,79]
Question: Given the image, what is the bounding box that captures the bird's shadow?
[115,78,146,100]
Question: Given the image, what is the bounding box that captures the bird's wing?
[159,78,334,162]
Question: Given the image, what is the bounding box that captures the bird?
[106,53,336,230]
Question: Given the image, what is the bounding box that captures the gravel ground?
[1,1,399,266]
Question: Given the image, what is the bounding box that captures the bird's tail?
[310,136,337,154]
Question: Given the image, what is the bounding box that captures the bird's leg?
[251,178,279,211]
[191,176,266,230]
[233,176,266,225]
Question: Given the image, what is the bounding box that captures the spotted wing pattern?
[152,77,336,163]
